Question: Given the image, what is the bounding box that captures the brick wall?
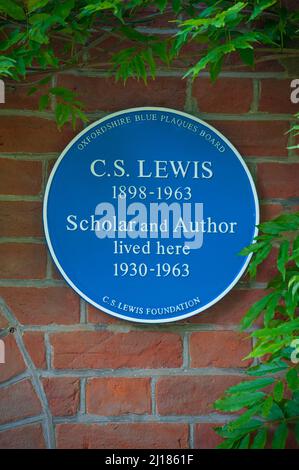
[0,48,299,449]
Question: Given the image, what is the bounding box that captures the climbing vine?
[0,1,298,448]
[0,1,298,126]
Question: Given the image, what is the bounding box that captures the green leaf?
[284,398,299,418]
[273,381,284,402]
[0,30,24,52]
[27,0,50,13]
[268,402,284,420]
[216,419,262,440]
[80,0,122,18]
[262,396,273,417]
[247,243,272,279]
[238,433,250,449]
[295,422,299,445]
[52,0,74,19]
[241,292,277,330]
[252,319,299,338]
[214,392,265,412]
[247,360,288,376]
[210,56,223,82]
[0,0,26,20]
[264,292,281,327]
[38,94,49,111]
[259,213,299,235]
[184,43,236,79]
[227,404,262,431]
[277,240,290,280]
[251,428,267,449]
[248,339,287,358]
[286,368,299,391]
[225,378,275,394]
[272,422,288,449]
[172,0,181,14]
[152,42,169,64]
[55,102,71,129]
[250,1,278,22]
[155,0,167,12]
[239,48,255,67]
[216,438,236,449]
[0,56,16,77]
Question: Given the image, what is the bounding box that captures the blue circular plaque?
[44,107,259,323]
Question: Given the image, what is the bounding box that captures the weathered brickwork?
[0,39,298,448]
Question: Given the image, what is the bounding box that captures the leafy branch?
[213,211,299,449]
[0,1,298,127]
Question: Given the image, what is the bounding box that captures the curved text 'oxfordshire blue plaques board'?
[43,107,259,323]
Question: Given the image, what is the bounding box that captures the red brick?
[253,56,285,73]
[259,79,298,114]
[257,163,299,198]
[256,247,278,283]
[86,377,151,416]
[0,201,43,237]
[0,287,80,325]
[51,331,182,369]
[88,304,126,324]
[190,331,252,368]
[0,159,42,195]
[56,423,189,449]
[0,424,46,449]
[283,0,299,9]
[222,50,285,73]
[156,376,242,415]
[0,334,26,383]
[0,379,42,424]
[0,117,76,153]
[23,332,46,368]
[5,76,50,110]
[194,423,223,449]
[48,257,63,280]
[210,120,289,157]
[0,244,47,279]
[42,377,80,416]
[260,203,283,222]
[184,289,265,326]
[57,75,186,111]
[193,78,253,113]
[266,423,299,449]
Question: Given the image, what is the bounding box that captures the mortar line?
[0,237,45,244]
[0,108,296,121]
[151,376,157,416]
[189,423,195,449]
[18,323,250,333]
[52,413,235,425]
[79,378,87,415]
[183,332,190,368]
[250,78,261,113]
[38,367,248,378]
[44,333,52,370]
[0,195,42,202]
[0,415,45,432]
[59,69,290,79]
[184,76,197,114]
[0,153,59,160]
[80,299,87,324]
[0,298,55,448]
[0,371,30,389]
